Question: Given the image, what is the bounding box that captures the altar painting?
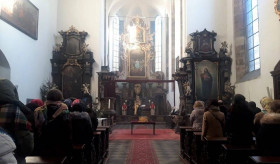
[128,48,146,77]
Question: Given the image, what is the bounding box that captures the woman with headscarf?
[0,79,33,163]
[226,94,254,145]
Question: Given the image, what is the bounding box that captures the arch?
[0,50,11,80]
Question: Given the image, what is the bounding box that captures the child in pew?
[257,100,280,156]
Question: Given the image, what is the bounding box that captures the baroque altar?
[97,17,172,121]
[173,29,234,114]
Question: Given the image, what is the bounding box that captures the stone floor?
[106,124,187,164]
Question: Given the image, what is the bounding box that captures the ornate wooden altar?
[173,29,234,114]
[51,26,95,99]
[97,16,172,119]
[271,60,280,99]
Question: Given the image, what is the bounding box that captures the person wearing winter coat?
[202,99,225,140]
[0,127,17,164]
[190,101,205,129]
[0,79,34,164]
[226,94,254,145]
[257,100,280,156]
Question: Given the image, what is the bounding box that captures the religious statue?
[222,81,235,103]
[134,96,141,115]
[183,81,192,96]
[150,101,155,116]
[122,102,127,115]
[134,83,141,96]
[82,83,90,95]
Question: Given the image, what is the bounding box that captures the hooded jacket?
[0,128,17,164]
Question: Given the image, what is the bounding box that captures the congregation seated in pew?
[180,94,280,164]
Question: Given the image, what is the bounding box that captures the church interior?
[1,0,280,163]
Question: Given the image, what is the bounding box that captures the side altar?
[173,29,234,115]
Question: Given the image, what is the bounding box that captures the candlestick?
[108,99,111,109]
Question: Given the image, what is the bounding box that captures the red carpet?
[126,140,159,164]
[109,129,180,140]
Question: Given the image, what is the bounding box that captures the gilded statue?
[134,96,141,115]
[134,84,142,115]
[183,81,192,96]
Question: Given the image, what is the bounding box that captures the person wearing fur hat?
[0,79,34,164]
[34,89,71,156]
[257,100,280,156]
[190,101,205,129]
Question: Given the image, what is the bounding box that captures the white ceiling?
[106,0,170,18]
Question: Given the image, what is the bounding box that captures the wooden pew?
[179,126,202,162]
[193,132,203,163]
[70,144,86,164]
[222,144,258,164]
[204,137,228,164]
[179,126,193,159]
[93,131,102,164]
[26,156,67,164]
[97,126,110,158]
[249,156,280,164]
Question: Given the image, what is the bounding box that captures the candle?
[108,99,111,109]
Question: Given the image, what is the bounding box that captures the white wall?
[0,0,58,103]
[186,0,228,50]
[57,0,104,99]
[234,1,280,106]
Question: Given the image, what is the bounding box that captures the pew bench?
[179,127,202,162]
[204,137,228,164]
[222,144,258,164]
[192,132,203,163]
[249,156,280,164]
[179,126,193,160]
[93,131,102,164]
[26,156,67,164]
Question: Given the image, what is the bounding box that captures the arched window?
[110,16,120,71]
[155,16,162,72]
[245,0,260,72]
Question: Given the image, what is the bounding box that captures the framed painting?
[0,0,39,40]
[275,0,280,20]
[128,48,146,78]
[195,60,218,101]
